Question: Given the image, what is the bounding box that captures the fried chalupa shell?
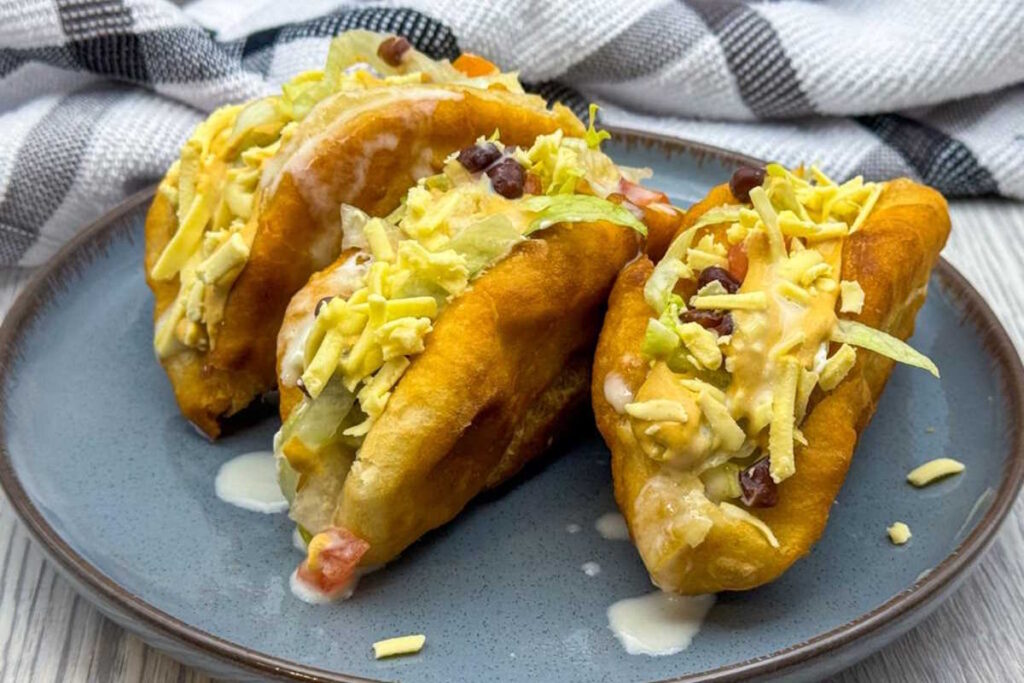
[144,86,584,437]
[592,179,950,594]
[278,218,642,566]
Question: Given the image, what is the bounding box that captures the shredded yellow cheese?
[625,400,689,423]
[691,292,768,311]
[775,280,811,305]
[768,358,800,483]
[696,391,745,451]
[749,186,785,259]
[373,634,427,659]
[887,522,912,545]
[795,367,819,422]
[677,322,723,370]
[840,280,865,314]
[906,458,965,487]
[687,248,728,271]
[849,184,883,233]
[679,378,725,403]
[819,343,857,390]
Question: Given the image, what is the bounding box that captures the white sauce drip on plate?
[607,592,715,656]
[215,451,288,513]
[595,512,630,541]
[292,527,307,553]
[289,568,359,604]
[603,372,633,414]
[581,562,601,577]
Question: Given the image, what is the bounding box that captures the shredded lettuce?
[321,30,453,84]
[643,318,681,358]
[583,104,611,149]
[277,456,299,505]
[523,195,647,235]
[454,71,526,93]
[690,205,744,231]
[832,319,939,378]
[278,377,358,457]
[662,225,699,263]
[447,214,524,275]
[644,258,690,314]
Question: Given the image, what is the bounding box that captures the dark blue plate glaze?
[1,129,1021,682]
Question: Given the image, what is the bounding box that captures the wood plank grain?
[0,201,1022,682]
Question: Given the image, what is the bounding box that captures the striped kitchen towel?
[1,0,1022,266]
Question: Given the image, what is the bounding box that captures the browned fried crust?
[592,179,950,593]
[145,90,584,437]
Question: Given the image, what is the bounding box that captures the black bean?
[715,312,734,336]
[739,458,778,507]
[457,143,501,173]
[697,265,740,294]
[486,158,526,199]
[729,165,766,203]
[681,308,726,331]
[315,296,334,317]
[377,36,412,67]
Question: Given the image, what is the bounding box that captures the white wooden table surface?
[0,199,1022,682]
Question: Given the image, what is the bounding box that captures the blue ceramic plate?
[1,130,1022,682]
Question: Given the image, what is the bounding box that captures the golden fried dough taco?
[592,164,950,594]
[144,31,584,437]
[274,120,680,599]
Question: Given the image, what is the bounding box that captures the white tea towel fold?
[1,0,1022,267]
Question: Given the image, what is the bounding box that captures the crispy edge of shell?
[145,89,585,437]
[592,178,950,594]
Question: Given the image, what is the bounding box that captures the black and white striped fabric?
[1,0,1022,267]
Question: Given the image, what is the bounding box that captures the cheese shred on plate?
[887,522,912,545]
[623,163,940,553]
[906,458,965,487]
[373,634,427,659]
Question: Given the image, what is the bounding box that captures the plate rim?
[0,129,1021,682]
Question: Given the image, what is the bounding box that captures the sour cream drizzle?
[289,568,360,604]
[603,372,634,414]
[214,451,288,513]
[607,592,715,656]
[595,512,630,541]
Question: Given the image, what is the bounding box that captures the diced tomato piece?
[727,242,748,282]
[523,172,542,196]
[619,179,669,207]
[297,527,370,594]
[453,53,499,77]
